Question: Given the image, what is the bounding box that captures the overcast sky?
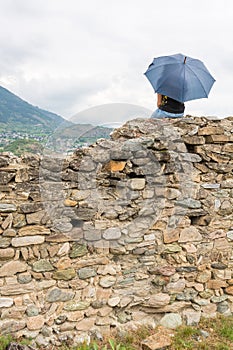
[0,0,232,125]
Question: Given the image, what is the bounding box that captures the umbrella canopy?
[144,53,215,102]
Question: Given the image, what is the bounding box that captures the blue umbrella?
[144,53,215,102]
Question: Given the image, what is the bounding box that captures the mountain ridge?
[0,85,113,155]
[0,85,71,132]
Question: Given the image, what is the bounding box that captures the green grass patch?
[170,315,233,350]
[0,335,12,350]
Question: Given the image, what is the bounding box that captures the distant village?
[0,130,90,155]
[0,131,45,144]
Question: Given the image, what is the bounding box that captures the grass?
[55,327,151,350]
[0,335,12,350]
[2,316,233,350]
[170,315,233,350]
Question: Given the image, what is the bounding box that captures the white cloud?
[0,0,232,122]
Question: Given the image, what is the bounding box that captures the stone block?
[0,297,14,308]
[179,226,202,242]
[103,227,121,240]
[163,228,180,243]
[141,326,174,350]
[0,248,15,259]
[18,225,50,236]
[205,135,230,143]
[159,313,182,329]
[129,178,146,190]
[183,135,205,145]
[76,317,96,331]
[53,268,76,280]
[207,279,228,289]
[0,261,27,277]
[105,160,126,172]
[183,310,201,326]
[0,203,17,212]
[27,315,45,330]
[143,293,170,308]
[198,126,224,135]
[12,235,45,247]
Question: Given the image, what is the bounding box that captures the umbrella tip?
[184,56,187,64]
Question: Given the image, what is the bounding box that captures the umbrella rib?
[188,59,215,77]
[145,61,181,72]
[185,65,209,97]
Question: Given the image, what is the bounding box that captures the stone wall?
[0,116,233,347]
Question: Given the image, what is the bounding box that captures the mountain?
[0,85,113,155]
[0,85,71,132]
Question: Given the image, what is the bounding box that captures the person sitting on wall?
[151,93,185,118]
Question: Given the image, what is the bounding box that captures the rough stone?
[159,313,182,329]
[206,134,230,143]
[0,282,35,295]
[217,301,230,314]
[84,229,102,241]
[108,296,121,307]
[53,268,76,280]
[214,238,230,251]
[129,178,146,190]
[78,267,97,279]
[20,202,44,213]
[207,279,228,289]
[0,237,11,248]
[166,279,186,294]
[46,288,75,302]
[63,300,90,311]
[26,304,40,317]
[27,315,45,330]
[1,213,13,230]
[69,243,88,258]
[196,270,212,283]
[149,265,176,276]
[0,248,15,259]
[179,226,202,242]
[103,227,121,240]
[141,326,174,350]
[105,160,126,172]
[183,135,205,144]
[64,199,78,207]
[0,203,17,212]
[0,320,26,335]
[76,317,96,331]
[212,269,232,280]
[198,126,224,135]
[18,273,32,284]
[99,276,116,288]
[97,265,117,276]
[18,225,50,236]
[202,303,217,318]
[26,210,46,225]
[162,243,182,253]
[163,229,180,243]
[0,297,14,308]
[11,235,45,247]
[32,259,54,272]
[225,286,233,295]
[143,293,170,308]
[66,310,84,322]
[0,261,27,277]
[57,242,70,256]
[183,310,201,326]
